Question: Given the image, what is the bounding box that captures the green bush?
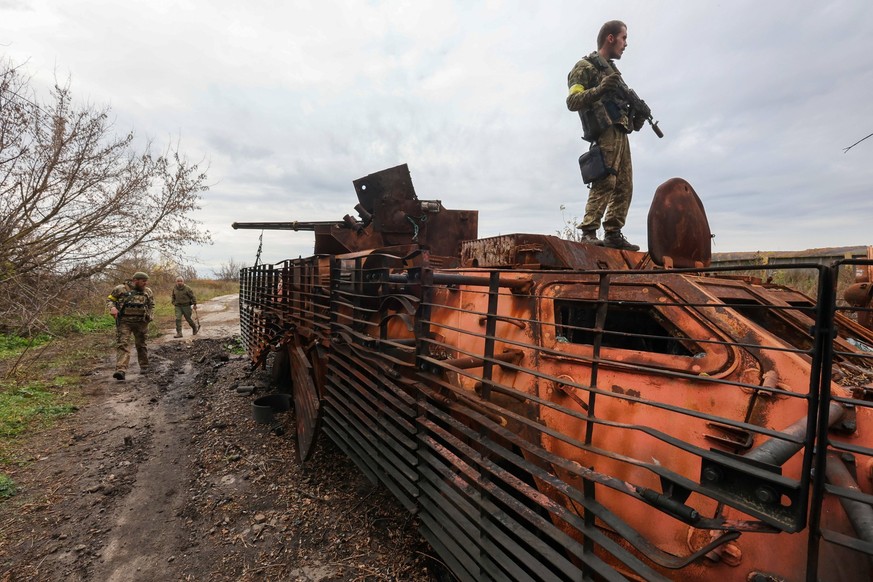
[0,473,16,499]
[226,336,246,355]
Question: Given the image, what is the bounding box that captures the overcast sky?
[2,0,872,275]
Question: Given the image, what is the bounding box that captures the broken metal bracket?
[699,449,804,532]
[704,422,754,450]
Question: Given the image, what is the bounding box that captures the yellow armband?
[568,84,586,96]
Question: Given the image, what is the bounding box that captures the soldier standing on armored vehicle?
[171,276,199,338]
[566,20,649,251]
[106,271,155,381]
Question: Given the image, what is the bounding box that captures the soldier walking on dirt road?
[171,277,200,338]
[107,272,155,381]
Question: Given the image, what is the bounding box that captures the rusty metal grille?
[321,252,421,512]
[239,263,280,366]
[239,248,873,581]
[412,265,832,580]
[806,258,873,581]
[323,344,419,512]
[279,256,331,342]
[414,384,665,581]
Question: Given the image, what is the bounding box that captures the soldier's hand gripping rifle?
[625,86,664,138]
[608,74,664,138]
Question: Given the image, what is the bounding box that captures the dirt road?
[0,295,437,581]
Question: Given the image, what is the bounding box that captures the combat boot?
[193,323,200,335]
[577,227,604,246]
[603,231,640,252]
[174,332,183,338]
[113,370,125,381]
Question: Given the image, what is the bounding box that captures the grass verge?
[0,283,238,474]
[0,334,52,360]
[0,317,115,468]
[0,380,79,442]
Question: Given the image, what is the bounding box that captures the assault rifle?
[611,75,664,138]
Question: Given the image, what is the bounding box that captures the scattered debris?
[0,336,439,581]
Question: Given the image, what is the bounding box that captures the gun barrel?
[231,221,339,231]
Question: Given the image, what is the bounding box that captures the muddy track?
[0,295,440,582]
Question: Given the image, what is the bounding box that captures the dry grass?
[151,279,238,322]
[0,279,239,465]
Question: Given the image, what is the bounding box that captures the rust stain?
[611,384,641,399]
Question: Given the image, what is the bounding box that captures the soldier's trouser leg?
[115,321,133,371]
[175,305,196,332]
[602,130,633,233]
[175,305,195,333]
[579,127,632,232]
[131,321,149,369]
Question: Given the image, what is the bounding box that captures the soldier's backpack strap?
[583,54,611,75]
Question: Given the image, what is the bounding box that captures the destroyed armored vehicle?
[234,164,873,582]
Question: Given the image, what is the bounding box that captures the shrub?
[0,473,16,499]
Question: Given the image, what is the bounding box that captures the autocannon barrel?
[231,221,339,231]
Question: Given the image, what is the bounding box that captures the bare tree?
[105,250,197,288]
[215,258,243,282]
[0,59,211,333]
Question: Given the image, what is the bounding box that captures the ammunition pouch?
[580,97,626,142]
[578,144,615,185]
[117,291,152,321]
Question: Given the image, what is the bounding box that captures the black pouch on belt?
[578,144,614,185]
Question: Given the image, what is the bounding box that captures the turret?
[232,164,478,260]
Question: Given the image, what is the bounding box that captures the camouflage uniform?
[566,52,640,235]
[171,283,198,335]
[107,282,154,372]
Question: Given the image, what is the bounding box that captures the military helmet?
[132,271,150,280]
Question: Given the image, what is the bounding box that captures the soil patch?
[0,296,445,581]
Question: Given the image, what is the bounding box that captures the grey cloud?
[205,132,274,162]
[0,0,30,10]
[4,0,873,274]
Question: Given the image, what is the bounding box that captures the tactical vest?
[578,54,630,142]
[117,289,152,320]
